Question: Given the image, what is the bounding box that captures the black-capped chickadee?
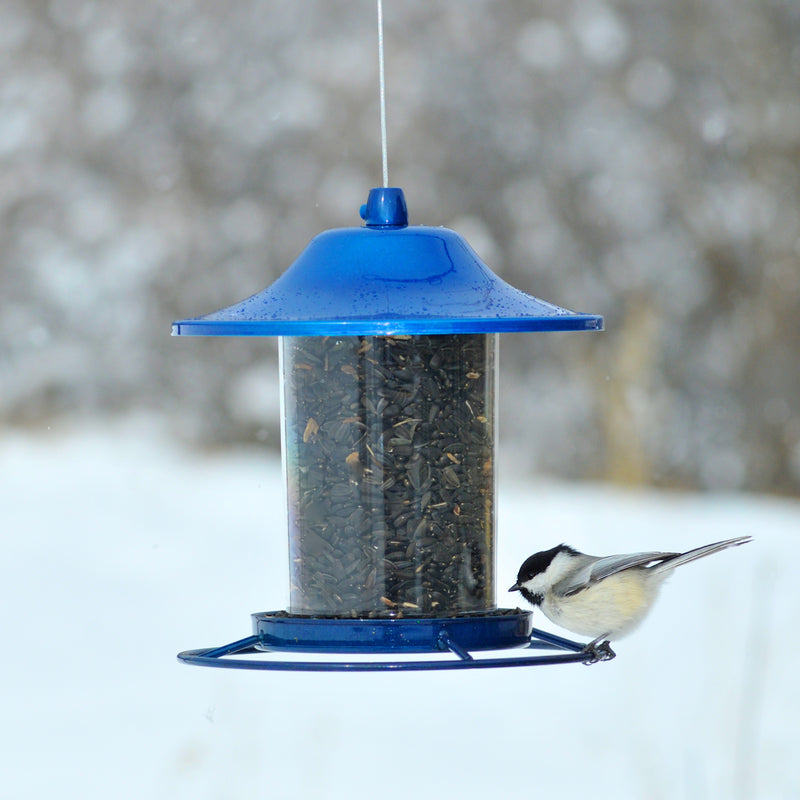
[509,536,751,661]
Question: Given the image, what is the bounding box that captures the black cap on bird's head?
[508,544,579,604]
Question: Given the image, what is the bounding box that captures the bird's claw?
[582,640,616,665]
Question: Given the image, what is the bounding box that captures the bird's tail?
[651,535,752,575]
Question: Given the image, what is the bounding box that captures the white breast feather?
[542,570,663,640]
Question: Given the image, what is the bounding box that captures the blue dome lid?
[172,188,603,336]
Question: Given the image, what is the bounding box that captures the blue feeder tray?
[177,612,606,671]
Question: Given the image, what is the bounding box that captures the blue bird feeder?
[173,187,604,670]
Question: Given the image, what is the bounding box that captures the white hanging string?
[377,0,389,188]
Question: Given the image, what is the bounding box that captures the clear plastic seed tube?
[281,333,496,617]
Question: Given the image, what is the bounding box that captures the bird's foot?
[581,639,616,665]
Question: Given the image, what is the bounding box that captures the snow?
[2,417,798,799]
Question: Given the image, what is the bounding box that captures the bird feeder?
[172,187,604,671]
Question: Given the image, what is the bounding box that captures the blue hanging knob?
[359,187,409,228]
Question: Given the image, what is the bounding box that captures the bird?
[509,535,752,662]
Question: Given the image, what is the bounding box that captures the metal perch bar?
[177,628,605,672]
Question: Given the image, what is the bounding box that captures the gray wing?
[557,551,678,597]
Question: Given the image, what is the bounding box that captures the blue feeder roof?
[172,188,603,337]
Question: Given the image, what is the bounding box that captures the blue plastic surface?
[172,188,603,337]
[251,610,532,654]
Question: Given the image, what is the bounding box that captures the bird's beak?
[508,582,520,592]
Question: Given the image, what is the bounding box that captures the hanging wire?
[377,0,389,187]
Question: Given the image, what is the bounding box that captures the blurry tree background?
[2,0,799,494]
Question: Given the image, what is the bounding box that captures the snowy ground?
[2,416,798,799]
